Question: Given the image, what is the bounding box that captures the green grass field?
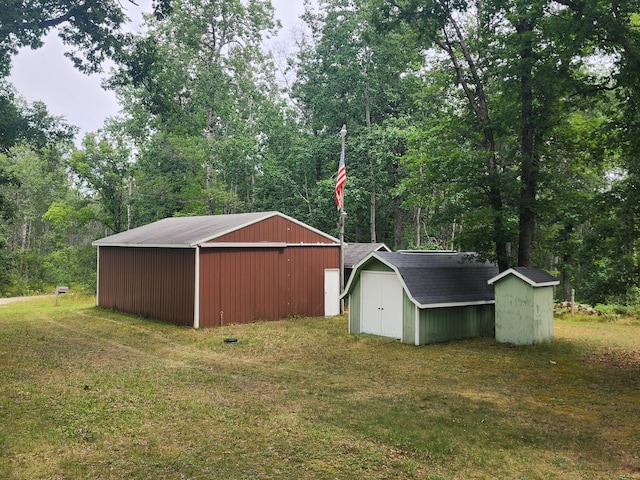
[1,295,639,479]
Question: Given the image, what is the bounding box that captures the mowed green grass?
[1,296,639,479]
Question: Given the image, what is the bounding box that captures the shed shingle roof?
[487,267,559,287]
[344,251,499,308]
[92,212,338,248]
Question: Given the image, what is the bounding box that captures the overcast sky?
[8,0,310,142]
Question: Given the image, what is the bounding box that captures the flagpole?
[339,124,347,310]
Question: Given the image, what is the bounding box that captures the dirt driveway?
[0,295,51,305]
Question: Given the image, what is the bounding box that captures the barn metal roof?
[343,243,390,268]
[92,211,339,248]
[342,251,499,308]
[487,266,559,287]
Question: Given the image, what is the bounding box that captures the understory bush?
[0,245,96,297]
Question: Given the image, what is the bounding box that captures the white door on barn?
[324,268,340,316]
[360,271,403,339]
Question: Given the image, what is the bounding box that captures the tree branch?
[435,32,485,124]
[553,0,583,14]
[35,11,75,30]
[449,15,490,124]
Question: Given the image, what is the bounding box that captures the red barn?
[92,212,340,327]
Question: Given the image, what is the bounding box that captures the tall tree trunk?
[205,17,219,216]
[370,187,376,243]
[439,16,509,271]
[450,219,457,251]
[247,96,255,210]
[365,77,376,243]
[355,210,364,242]
[21,221,30,250]
[206,93,217,215]
[561,222,574,301]
[314,129,323,181]
[486,131,509,272]
[562,254,572,301]
[394,207,402,250]
[517,17,537,267]
[127,176,133,230]
[415,207,421,248]
[205,162,214,215]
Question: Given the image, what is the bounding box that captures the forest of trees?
[1,0,640,307]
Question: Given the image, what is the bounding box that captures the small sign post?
[55,286,69,306]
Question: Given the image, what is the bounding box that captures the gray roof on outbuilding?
[344,243,390,268]
[487,266,559,287]
[343,251,499,308]
[92,211,338,248]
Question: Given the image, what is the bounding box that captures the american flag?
[334,145,347,211]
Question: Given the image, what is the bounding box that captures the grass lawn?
[1,295,639,479]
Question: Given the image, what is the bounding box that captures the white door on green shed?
[360,271,403,339]
[324,268,340,316]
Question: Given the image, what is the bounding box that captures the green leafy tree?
[112,0,279,218]
[0,100,74,245]
[69,133,131,234]
[0,90,77,223]
[0,0,174,77]
[292,0,422,245]
[0,141,72,292]
[131,132,238,224]
[377,0,613,271]
[0,82,28,152]
[0,153,19,223]
[0,94,78,294]
[42,199,96,247]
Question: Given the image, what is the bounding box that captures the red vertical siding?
[96,214,339,328]
[199,247,283,327]
[98,247,195,326]
[198,245,339,327]
[214,216,335,243]
[288,246,340,317]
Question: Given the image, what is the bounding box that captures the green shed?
[340,251,498,345]
[487,267,559,346]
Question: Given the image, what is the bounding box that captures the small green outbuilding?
[487,267,559,346]
[341,251,499,345]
